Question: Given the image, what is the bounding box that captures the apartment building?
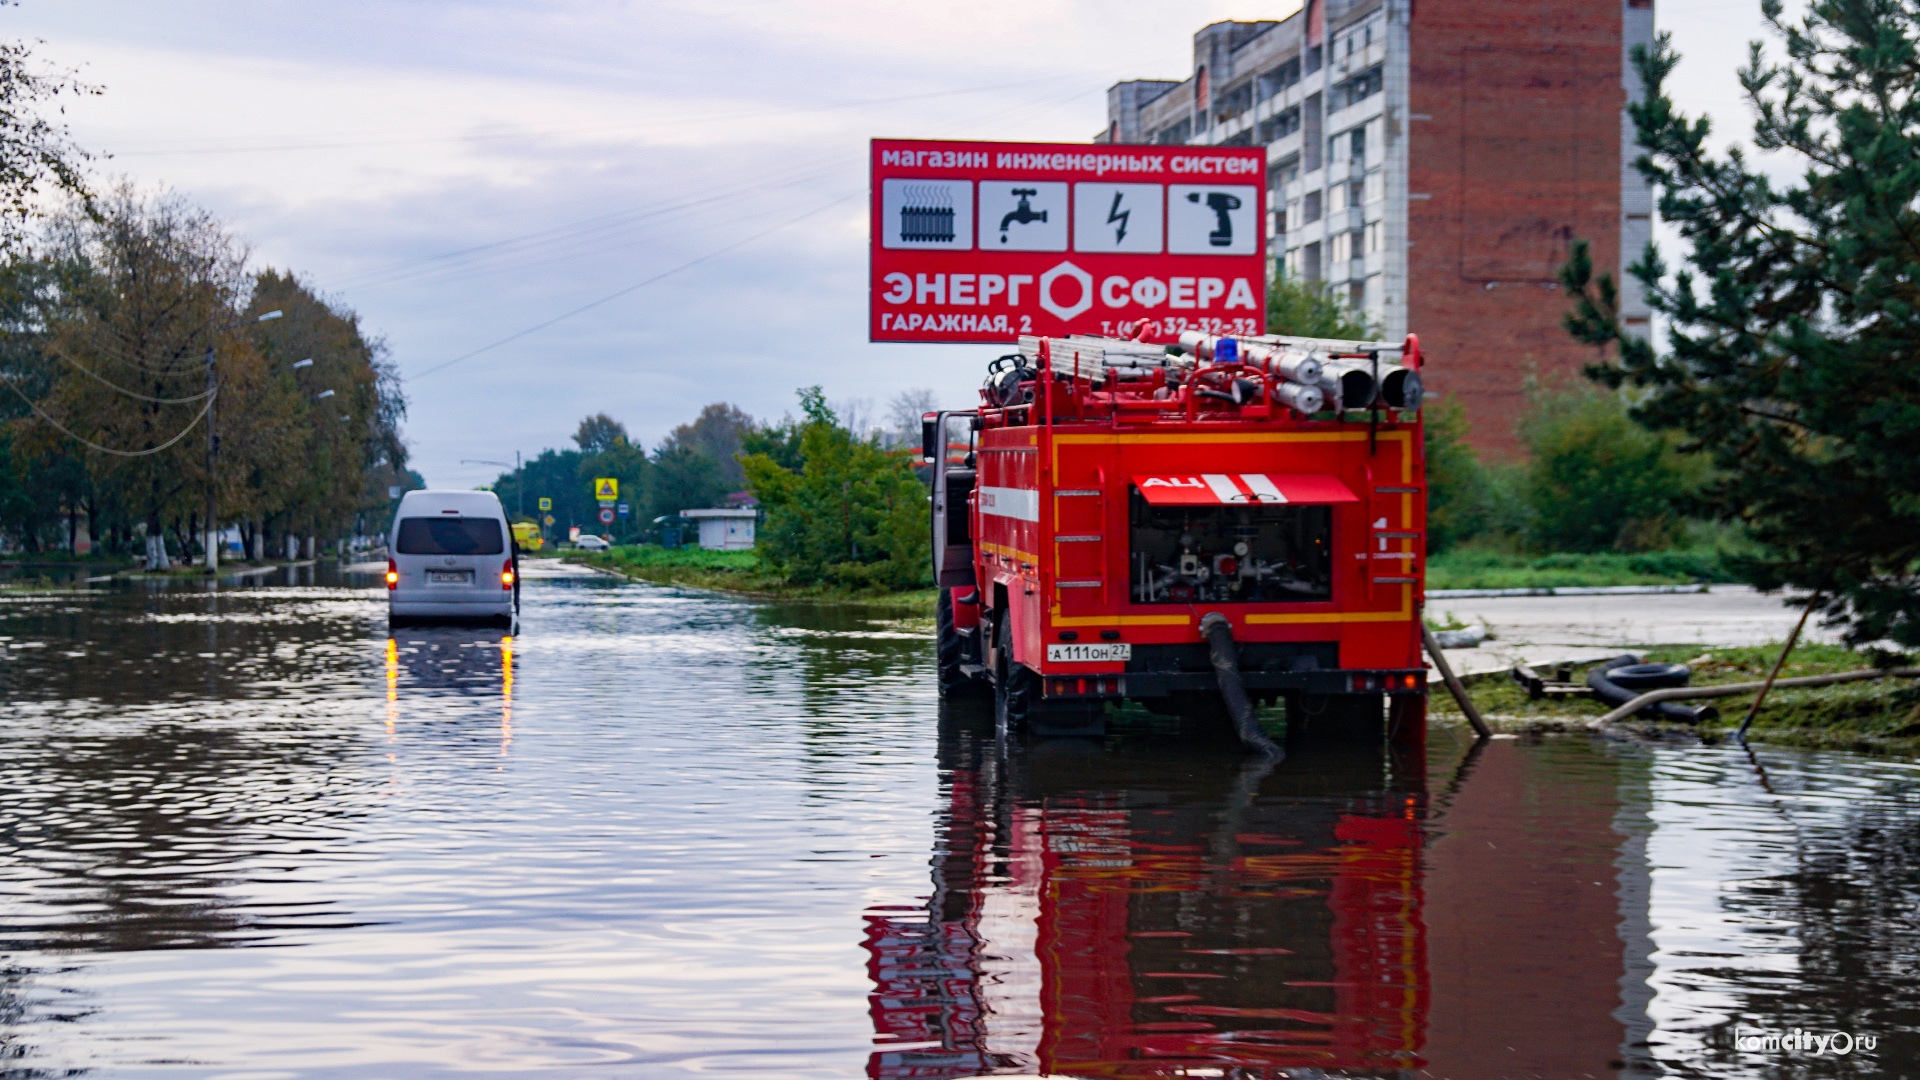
[1101,0,1655,455]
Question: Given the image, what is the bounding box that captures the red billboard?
[870,138,1267,345]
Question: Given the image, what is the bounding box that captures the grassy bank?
[1426,548,1740,591]
[565,545,938,610]
[1431,643,1920,755]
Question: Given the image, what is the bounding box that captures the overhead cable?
[3,378,212,457]
[406,190,860,380]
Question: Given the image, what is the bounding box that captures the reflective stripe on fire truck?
[1131,473,1360,506]
[978,486,1040,521]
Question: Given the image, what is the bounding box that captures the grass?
[565,545,938,611]
[1430,642,1920,755]
[1425,547,1740,591]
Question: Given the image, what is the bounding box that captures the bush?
[739,388,932,593]
[1518,384,1684,553]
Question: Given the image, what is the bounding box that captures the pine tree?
[1562,0,1920,645]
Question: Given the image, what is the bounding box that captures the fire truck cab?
[927,331,1430,745]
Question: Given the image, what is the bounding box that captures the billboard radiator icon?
[899,184,956,243]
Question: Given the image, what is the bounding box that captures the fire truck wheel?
[936,590,979,698]
[993,617,1103,736]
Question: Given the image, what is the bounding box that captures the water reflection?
[868,710,1427,1078]
[2,569,1919,1077]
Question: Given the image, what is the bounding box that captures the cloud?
[11,0,1764,488]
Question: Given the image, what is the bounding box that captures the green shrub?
[1518,385,1683,553]
[740,388,932,593]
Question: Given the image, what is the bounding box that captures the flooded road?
[1,563,1916,1077]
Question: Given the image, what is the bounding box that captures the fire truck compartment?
[1129,490,1333,604]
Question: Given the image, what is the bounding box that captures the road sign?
[870,139,1266,345]
[594,478,618,502]
[538,497,552,511]
[617,502,628,516]
[388,486,401,500]
[543,515,554,526]
[599,507,615,524]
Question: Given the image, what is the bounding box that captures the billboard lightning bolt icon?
[1106,191,1130,244]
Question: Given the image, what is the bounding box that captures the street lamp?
[204,309,282,572]
[461,453,524,519]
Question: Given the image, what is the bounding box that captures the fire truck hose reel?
[1199,612,1284,760]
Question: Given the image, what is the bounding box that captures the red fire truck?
[925,329,1430,747]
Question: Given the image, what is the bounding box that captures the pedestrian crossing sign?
[594,478,618,502]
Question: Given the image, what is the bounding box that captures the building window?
[1365,220,1383,253]
[1154,119,1192,145]
[1305,45,1322,74]
[1350,128,1366,165]
[1259,57,1302,99]
[1285,246,1301,278]
[1350,228,1366,264]
[1350,281,1366,308]
[1329,183,1347,214]
[1258,105,1301,143]
[1363,170,1384,205]
[1330,230,1351,265]
[1215,81,1252,123]
[1220,130,1253,147]
[1331,65,1384,111]
[1302,241,1322,282]
[1303,189,1322,224]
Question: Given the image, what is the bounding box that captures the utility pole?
[205,310,283,573]
[204,343,217,572]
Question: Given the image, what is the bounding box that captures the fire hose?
[1199,612,1283,759]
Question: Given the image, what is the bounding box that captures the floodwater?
[0,562,1916,1078]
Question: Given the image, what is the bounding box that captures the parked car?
[573,534,610,552]
[387,490,516,626]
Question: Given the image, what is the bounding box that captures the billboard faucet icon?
[999,188,1048,242]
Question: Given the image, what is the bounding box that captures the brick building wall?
[1406,0,1635,457]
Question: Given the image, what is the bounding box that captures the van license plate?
[1047,643,1131,663]
[427,570,471,584]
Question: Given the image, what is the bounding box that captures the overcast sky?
[11,0,1769,488]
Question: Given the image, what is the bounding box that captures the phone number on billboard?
[1097,317,1259,337]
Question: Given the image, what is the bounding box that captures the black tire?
[992,615,1102,736]
[936,589,975,699]
[1607,662,1691,691]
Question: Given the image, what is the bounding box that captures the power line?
[3,378,213,457]
[48,344,215,403]
[407,190,860,381]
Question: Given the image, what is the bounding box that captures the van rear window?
[396,517,504,555]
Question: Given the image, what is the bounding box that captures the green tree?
[741,386,929,591]
[1562,3,1920,643]
[660,402,755,487]
[0,14,95,250]
[572,413,627,454]
[1267,275,1375,339]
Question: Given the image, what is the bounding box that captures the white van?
[387,490,517,625]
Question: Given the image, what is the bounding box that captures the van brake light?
[386,558,398,589]
[501,559,515,590]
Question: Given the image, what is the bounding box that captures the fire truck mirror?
[920,414,939,462]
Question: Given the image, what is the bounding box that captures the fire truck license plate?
[1047,643,1132,663]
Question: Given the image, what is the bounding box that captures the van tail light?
[386,559,398,589]
[501,559,515,590]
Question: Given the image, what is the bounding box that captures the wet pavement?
[1427,586,1836,674]
[0,561,1915,1077]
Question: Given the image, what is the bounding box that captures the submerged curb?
[1428,584,1716,599]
